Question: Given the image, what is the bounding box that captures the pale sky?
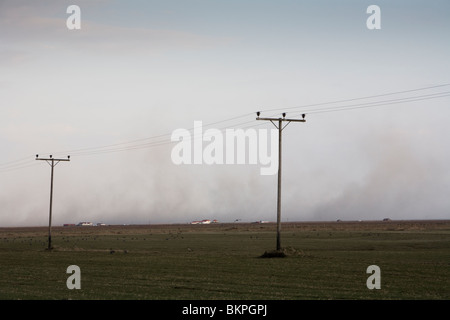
[1,0,450,227]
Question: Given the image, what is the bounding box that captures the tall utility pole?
[256,112,306,251]
[36,155,70,250]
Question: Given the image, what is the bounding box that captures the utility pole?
[36,155,70,250]
[256,112,306,252]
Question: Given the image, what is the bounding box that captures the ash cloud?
[311,130,450,221]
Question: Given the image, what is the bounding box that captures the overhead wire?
[259,83,450,116]
[62,111,256,157]
[1,84,449,172]
[47,86,450,157]
[288,91,450,118]
[0,158,40,173]
[68,85,450,155]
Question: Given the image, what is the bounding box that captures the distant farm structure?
[190,219,218,225]
[63,222,106,227]
[77,222,94,226]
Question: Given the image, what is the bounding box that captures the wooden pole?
[256,114,305,252]
[36,155,70,250]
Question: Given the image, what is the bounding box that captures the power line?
[68,88,450,157]
[0,161,40,174]
[0,156,39,173]
[1,84,449,172]
[259,83,450,115]
[290,91,450,117]
[59,112,255,157]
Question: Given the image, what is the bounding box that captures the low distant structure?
[77,222,93,226]
[191,219,216,225]
[66,222,105,226]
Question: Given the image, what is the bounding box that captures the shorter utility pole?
[36,155,70,250]
[256,112,305,252]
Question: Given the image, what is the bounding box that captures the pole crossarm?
[256,117,306,122]
[36,157,71,162]
[257,116,305,130]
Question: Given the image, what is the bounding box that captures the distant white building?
[191,219,212,225]
[77,222,93,226]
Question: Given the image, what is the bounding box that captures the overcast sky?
[1,0,450,227]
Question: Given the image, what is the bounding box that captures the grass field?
[0,220,449,300]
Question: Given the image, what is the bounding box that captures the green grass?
[0,222,449,300]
